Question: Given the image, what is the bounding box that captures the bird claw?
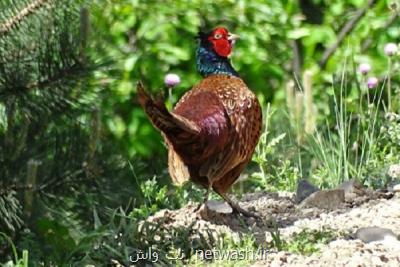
[229,202,260,219]
[193,202,204,213]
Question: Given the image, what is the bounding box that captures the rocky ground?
[252,191,400,267]
[145,178,400,266]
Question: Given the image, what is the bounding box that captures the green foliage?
[304,60,386,188]
[186,233,260,266]
[287,230,337,255]
[286,228,338,255]
[0,191,23,234]
[252,53,399,190]
[381,112,400,147]
[250,105,300,191]
[67,207,259,266]
[130,174,203,219]
[0,233,28,267]
[88,0,400,158]
[0,0,102,251]
[90,0,295,157]
[361,112,400,188]
[269,227,340,255]
[130,176,170,219]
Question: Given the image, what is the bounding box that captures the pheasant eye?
[214,33,222,39]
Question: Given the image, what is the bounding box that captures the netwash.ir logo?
[193,248,269,261]
[129,247,269,263]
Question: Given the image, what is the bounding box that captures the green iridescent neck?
[196,46,239,77]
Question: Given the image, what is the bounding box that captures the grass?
[269,227,341,256]
[249,52,397,191]
[186,234,261,266]
[250,104,300,192]
[252,50,399,190]
[0,233,29,267]
[64,206,263,266]
[307,80,386,187]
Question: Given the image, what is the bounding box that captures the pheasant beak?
[228,33,240,41]
[228,33,239,47]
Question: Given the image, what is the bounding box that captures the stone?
[300,189,345,210]
[199,200,233,221]
[205,200,233,213]
[354,227,398,243]
[296,179,319,203]
[393,184,400,193]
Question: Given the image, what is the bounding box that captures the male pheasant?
[137,27,262,216]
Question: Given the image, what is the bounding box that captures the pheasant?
[137,27,262,217]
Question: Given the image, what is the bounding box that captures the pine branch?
[0,0,50,36]
[0,0,109,240]
[0,1,101,120]
[25,62,83,90]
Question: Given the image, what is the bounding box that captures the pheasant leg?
[194,183,212,212]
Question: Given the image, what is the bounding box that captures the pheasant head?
[196,27,240,77]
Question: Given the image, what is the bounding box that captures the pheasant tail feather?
[137,82,200,136]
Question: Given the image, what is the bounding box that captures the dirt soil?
[146,189,400,267]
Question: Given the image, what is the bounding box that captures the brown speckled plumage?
[137,74,262,199]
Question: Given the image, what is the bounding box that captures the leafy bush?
[269,227,341,255]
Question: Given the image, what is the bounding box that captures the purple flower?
[358,63,371,75]
[367,77,378,89]
[164,73,180,88]
[384,43,398,56]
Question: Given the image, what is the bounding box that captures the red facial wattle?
[207,27,232,57]
[211,39,232,57]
